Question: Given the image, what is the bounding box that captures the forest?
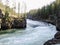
[27,0,60,21]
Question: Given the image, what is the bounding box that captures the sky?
[2,0,55,13]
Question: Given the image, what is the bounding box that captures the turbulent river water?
[0,19,57,45]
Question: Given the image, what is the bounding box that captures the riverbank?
[0,28,26,35]
[0,29,16,35]
[0,9,26,30]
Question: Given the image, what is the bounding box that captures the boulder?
[56,18,60,31]
[1,21,12,30]
[56,27,60,31]
[44,38,57,45]
[12,18,26,29]
[54,32,60,39]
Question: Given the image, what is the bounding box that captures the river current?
[0,19,57,45]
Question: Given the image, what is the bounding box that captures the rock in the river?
[44,38,57,45]
[12,18,26,29]
[54,32,60,39]
[44,38,60,45]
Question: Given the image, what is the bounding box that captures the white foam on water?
[0,19,57,45]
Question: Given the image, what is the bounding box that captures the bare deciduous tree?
[12,1,16,15]
[18,2,20,18]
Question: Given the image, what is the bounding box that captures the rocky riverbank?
[43,19,60,45]
[1,18,26,30]
[0,9,26,30]
[44,32,60,45]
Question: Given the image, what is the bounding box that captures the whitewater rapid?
[0,19,57,45]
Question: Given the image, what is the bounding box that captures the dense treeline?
[27,1,60,21]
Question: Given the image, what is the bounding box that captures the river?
[0,19,57,45]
